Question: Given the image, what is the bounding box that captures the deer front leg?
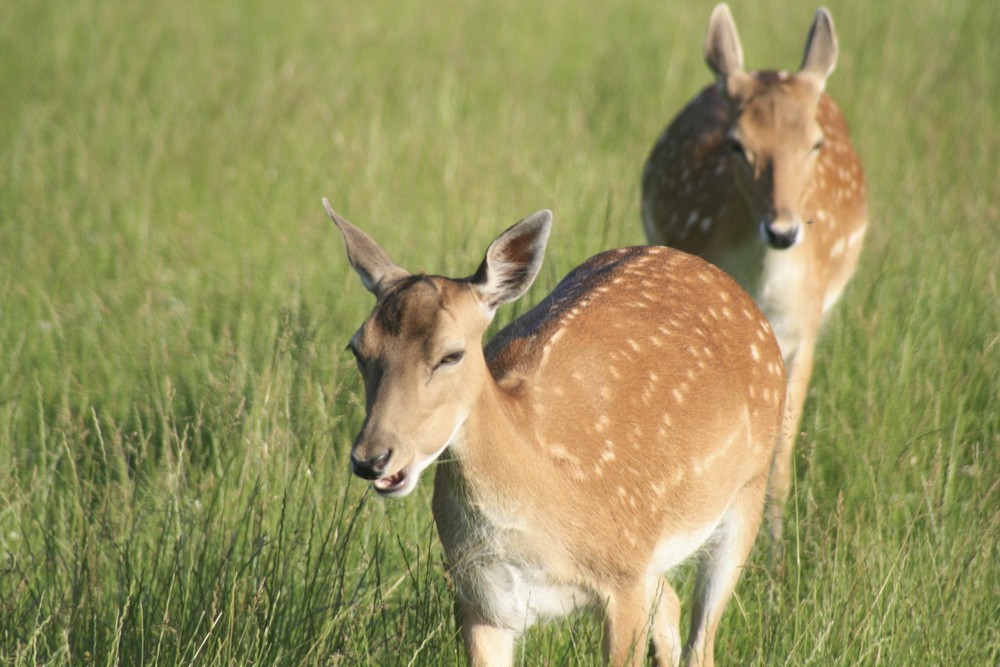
[458,600,515,667]
[767,324,818,563]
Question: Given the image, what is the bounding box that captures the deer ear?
[471,210,552,314]
[798,8,838,91]
[704,4,744,84]
[324,198,410,298]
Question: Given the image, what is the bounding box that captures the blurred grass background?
[0,0,997,664]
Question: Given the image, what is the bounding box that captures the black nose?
[763,223,799,250]
[351,450,392,480]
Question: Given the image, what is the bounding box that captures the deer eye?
[810,137,825,154]
[434,350,465,370]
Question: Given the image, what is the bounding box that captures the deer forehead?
[358,276,483,357]
[736,76,823,147]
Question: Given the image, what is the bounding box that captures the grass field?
[1,0,997,664]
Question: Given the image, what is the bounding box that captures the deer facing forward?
[327,200,785,666]
[642,4,868,551]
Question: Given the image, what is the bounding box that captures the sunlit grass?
[0,0,997,664]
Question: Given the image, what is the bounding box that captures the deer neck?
[433,369,562,529]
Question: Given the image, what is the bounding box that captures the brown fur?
[642,4,868,554]
[328,202,785,666]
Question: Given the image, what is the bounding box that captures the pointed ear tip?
[530,209,554,236]
[321,198,349,231]
[815,7,836,33]
[708,3,734,26]
[321,197,335,217]
[518,209,553,230]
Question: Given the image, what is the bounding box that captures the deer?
[641,4,868,556]
[325,198,785,666]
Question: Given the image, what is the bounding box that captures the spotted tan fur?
[326,201,784,666]
[641,4,868,552]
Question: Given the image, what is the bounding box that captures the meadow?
[1,0,997,664]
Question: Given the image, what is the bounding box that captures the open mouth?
[372,468,408,495]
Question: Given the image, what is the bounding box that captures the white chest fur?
[454,542,594,630]
[445,511,596,630]
[754,247,810,362]
[435,479,597,631]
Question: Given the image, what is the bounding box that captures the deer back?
[441,245,785,582]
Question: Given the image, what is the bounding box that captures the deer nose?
[760,217,801,250]
[351,449,392,480]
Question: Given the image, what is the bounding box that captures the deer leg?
[684,472,768,667]
[767,328,817,562]
[458,601,515,667]
[648,578,683,666]
[603,585,654,667]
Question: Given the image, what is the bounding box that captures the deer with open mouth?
[327,200,784,666]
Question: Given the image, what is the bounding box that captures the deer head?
[326,199,551,497]
[705,4,838,249]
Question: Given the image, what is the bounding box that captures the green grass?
[1,0,997,664]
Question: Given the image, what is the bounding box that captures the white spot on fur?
[848,224,867,247]
[830,238,847,258]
